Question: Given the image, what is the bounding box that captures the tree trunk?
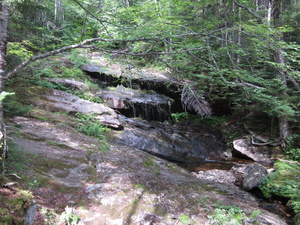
[271,0,291,146]
[0,0,9,174]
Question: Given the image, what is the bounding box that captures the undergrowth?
[3,94,32,117]
[75,113,110,152]
[260,161,300,213]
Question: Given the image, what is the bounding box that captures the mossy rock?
[0,182,34,225]
[260,161,300,213]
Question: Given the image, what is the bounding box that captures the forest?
[1,0,299,148]
[0,0,300,224]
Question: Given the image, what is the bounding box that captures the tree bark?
[0,0,9,174]
[271,0,290,146]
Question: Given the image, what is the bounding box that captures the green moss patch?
[0,181,33,225]
[260,161,300,213]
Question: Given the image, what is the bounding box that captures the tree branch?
[244,123,281,146]
[270,158,300,166]
[4,37,163,79]
[232,0,261,20]
[71,0,114,37]
[85,45,206,56]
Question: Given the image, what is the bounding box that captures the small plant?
[171,112,191,123]
[69,49,89,68]
[61,66,85,79]
[27,179,41,191]
[135,183,144,189]
[75,113,110,152]
[75,113,107,139]
[179,214,192,225]
[249,210,261,219]
[59,206,81,225]
[84,79,99,91]
[143,156,156,168]
[5,141,30,173]
[38,67,57,78]
[40,207,59,225]
[72,90,102,103]
[200,115,230,126]
[0,91,14,102]
[200,196,209,205]
[3,95,32,117]
[285,134,300,161]
[46,140,71,149]
[208,205,244,225]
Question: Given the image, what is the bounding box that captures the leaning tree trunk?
[0,0,9,174]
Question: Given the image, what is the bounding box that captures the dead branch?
[232,0,261,20]
[181,85,212,117]
[271,158,300,166]
[244,123,281,146]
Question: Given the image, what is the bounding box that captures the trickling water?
[99,85,174,121]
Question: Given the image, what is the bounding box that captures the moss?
[260,161,300,213]
[0,208,14,224]
[45,140,76,150]
[0,186,33,225]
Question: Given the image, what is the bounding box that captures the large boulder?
[115,118,227,163]
[233,139,272,163]
[243,163,268,190]
[81,62,106,73]
[27,87,122,129]
[81,61,183,111]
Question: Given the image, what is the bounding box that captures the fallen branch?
[244,123,281,146]
[271,158,300,166]
[3,173,21,179]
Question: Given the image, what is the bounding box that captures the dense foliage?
[260,161,300,213]
[4,0,299,147]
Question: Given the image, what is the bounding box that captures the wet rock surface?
[81,60,183,112]
[6,57,291,224]
[115,118,227,163]
[99,85,174,121]
[10,118,287,224]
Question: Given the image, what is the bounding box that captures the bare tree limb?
[71,0,114,37]
[244,123,281,146]
[4,37,160,79]
[232,0,261,20]
[270,158,300,166]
